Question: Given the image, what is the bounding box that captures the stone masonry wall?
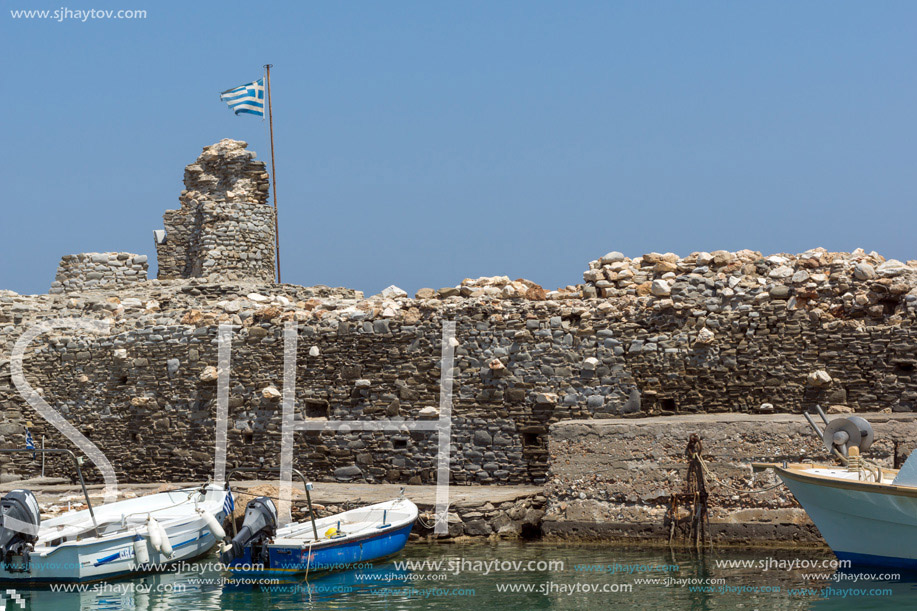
[49,252,148,294]
[156,139,275,282]
[543,414,917,543]
[1,247,917,490]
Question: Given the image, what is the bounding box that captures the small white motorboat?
[0,449,229,583]
[756,408,917,569]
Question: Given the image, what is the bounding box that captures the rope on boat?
[416,504,450,531]
[304,539,314,579]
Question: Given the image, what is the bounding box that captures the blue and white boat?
[221,495,418,576]
[0,448,229,584]
[756,411,917,570]
[0,483,228,583]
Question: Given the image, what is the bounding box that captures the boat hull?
[229,523,414,576]
[0,520,220,584]
[778,467,917,569]
[227,498,417,576]
[0,485,227,583]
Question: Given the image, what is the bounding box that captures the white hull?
[0,484,227,583]
[777,465,917,568]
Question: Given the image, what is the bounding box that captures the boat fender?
[198,509,226,540]
[157,522,174,558]
[147,516,163,553]
[133,534,150,566]
[324,527,337,539]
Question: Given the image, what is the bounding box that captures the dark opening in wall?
[880,297,900,316]
[243,431,253,445]
[661,398,677,413]
[392,437,408,450]
[304,399,330,419]
[520,522,542,540]
[118,375,128,386]
[522,432,541,447]
[894,362,915,376]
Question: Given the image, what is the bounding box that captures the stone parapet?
[49,252,148,294]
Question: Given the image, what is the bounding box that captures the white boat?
[756,410,917,569]
[0,483,228,583]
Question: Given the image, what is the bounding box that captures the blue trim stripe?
[93,551,125,567]
[173,533,203,549]
[91,532,205,566]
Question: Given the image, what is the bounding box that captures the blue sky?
[2,1,915,296]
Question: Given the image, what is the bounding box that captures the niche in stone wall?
[303,399,330,419]
[520,426,545,448]
[893,361,915,376]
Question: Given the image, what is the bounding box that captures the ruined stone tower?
[155,139,276,282]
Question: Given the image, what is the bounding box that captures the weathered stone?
[854,263,876,280]
[380,285,408,299]
[418,406,439,419]
[694,327,715,346]
[473,431,493,446]
[768,284,791,299]
[650,279,671,297]
[333,466,363,481]
[807,370,832,388]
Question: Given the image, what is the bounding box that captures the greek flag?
[223,489,235,516]
[25,429,35,459]
[220,78,265,117]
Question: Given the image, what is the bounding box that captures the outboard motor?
[0,490,40,571]
[220,496,276,566]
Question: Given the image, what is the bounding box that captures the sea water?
[11,543,916,610]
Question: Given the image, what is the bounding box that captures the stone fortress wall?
[2,138,917,541]
[49,253,148,294]
[3,244,916,489]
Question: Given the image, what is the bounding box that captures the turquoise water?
[9,544,917,610]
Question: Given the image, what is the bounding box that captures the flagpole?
[264,63,281,284]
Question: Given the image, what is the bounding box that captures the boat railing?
[0,448,99,537]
